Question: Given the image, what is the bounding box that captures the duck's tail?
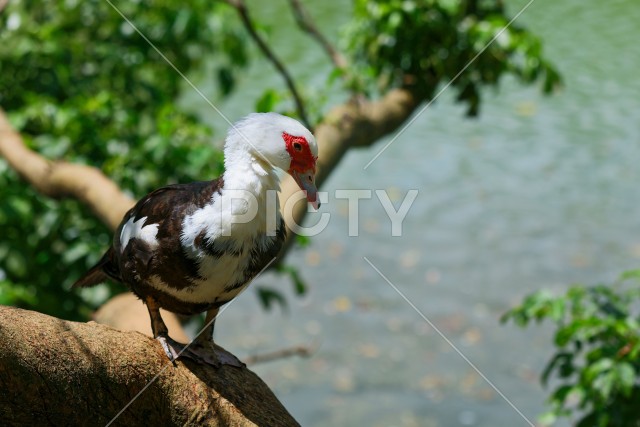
[72,248,120,288]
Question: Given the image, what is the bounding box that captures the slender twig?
[244,341,318,365]
[223,0,312,130]
[287,0,348,70]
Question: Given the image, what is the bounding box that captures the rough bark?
[0,306,299,426]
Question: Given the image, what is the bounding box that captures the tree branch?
[94,293,314,366]
[0,306,299,426]
[245,342,317,366]
[223,0,312,130]
[287,0,348,70]
[0,109,134,231]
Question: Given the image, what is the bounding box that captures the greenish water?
[191,1,640,426]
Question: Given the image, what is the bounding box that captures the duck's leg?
[184,307,245,368]
[145,296,184,363]
[146,299,243,368]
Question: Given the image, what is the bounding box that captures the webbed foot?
[186,341,245,368]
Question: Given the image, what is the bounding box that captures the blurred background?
[214,2,640,426]
[1,0,639,426]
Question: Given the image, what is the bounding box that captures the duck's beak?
[291,169,320,210]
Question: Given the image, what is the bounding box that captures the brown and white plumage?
[74,113,319,366]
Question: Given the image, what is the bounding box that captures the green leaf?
[295,234,311,248]
[541,352,574,386]
[592,371,615,400]
[255,89,281,113]
[549,384,580,406]
[288,268,306,296]
[550,298,566,322]
[276,264,308,297]
[537,410,557,426]
[255,286,288,312]
[614,363,635,397]
[620,269,640,281]
[584,358,614,383]
[217,67,235,96]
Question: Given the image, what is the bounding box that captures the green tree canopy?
[0,0,559,320]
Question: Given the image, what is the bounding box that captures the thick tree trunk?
[0,306,299,426]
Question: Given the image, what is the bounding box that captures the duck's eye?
[293,142,303,151]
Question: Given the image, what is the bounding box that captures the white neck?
[222,148,281,201]
[180,149,282,256]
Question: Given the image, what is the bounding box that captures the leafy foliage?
[0,0,246,319]
[502,272,640,426]
[0,0,559,321]
[345,0,561,115]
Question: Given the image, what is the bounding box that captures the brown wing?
[114,179,223,251]
[74,179,223,289]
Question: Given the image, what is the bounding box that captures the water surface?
[190,1,640,425]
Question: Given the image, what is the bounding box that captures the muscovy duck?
[73,112,319,367]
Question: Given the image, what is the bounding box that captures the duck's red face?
[283,132,320,209]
